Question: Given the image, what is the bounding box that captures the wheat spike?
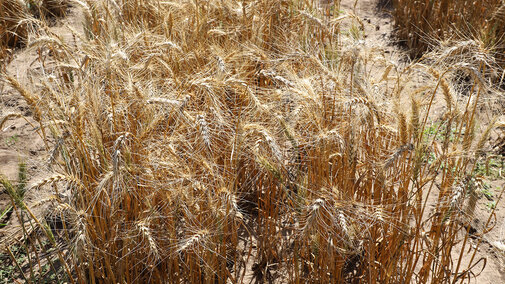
[5,76,43,121]
[303,198,326,233]
[398,112,408,145]
[450,183,464,209]
[410,96,420,140]
[147,97,183,107]
[474,118,497,158]
[178,230,208,253]
[429,68,455,112]
[196,114,211,150]
[137,220,160,260]
[0,113,23,129]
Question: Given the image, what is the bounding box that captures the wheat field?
[0,0,504,283]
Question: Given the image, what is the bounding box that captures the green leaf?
[0,205,12,219]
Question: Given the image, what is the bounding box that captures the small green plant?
[475,156,505,179]
[0,245,26,283]
[423,121,458,143]
[481,185,494,201]
[0,205,12,227]
[424,122,439,137]
[0,162,27,208]
[0,162,68,283]
[3,135,18,147]
[480,182,494,201]
[0,255,16,282]
[0,243,64,284]
[487,201,497,210]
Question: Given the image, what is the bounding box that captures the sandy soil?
[0,0,504,282]
[0,7,84,246]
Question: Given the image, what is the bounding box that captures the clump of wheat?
[392,0,505,61]
[1,0,501,283]
[0,0,33,49]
